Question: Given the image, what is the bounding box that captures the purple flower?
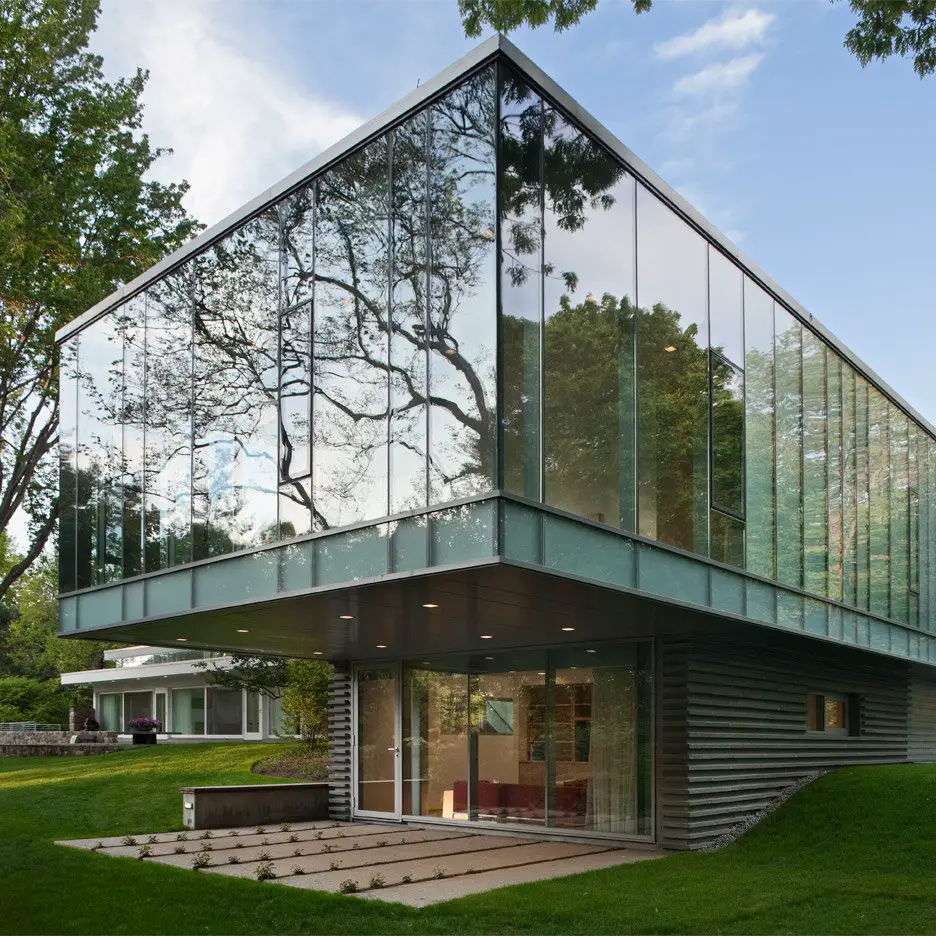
[129,717,162,731]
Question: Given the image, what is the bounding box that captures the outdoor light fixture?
[561,626,575,632]
[376,644,387,649]
[339,614,353,620]
[422,602,438,609]
[480,634,493,640]
[664,345,676,352]
[313,651,323,656]
[484,656,494,661]
[586,649,597,653]
[175,637,188,642]
[236,628,249,633]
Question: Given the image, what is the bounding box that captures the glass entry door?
[155,692,167,733]
[353,665,401,818]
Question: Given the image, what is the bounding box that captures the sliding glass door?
[395,642,653,838]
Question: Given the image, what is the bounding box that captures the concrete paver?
[57,820,666,905]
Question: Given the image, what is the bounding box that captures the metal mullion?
[495,62,504,494]
[424,110,432,560]
[537,94,545,505]
[386,130,394,573]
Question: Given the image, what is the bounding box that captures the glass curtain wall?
[399,644,652,836]
[62,66,498,591]
[492,62,933,629]
[59,59,936,635]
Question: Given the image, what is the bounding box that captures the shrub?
[255,860,276,882]
[338,879,358,894]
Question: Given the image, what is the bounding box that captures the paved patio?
[58,820,665,906]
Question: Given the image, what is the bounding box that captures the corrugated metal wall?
[908,676,936,762]
[327,664,352,820]
[657,634,912,850]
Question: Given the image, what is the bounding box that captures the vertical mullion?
[538,96,545,504]
[386,131,394,572]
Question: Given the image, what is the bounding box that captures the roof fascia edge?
[55,33,504,345]
[496,36,936,441]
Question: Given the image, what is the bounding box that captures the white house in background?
[60,645,288,740]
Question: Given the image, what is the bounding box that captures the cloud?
[92,0,362,228]
[673,54,765,96]
[665,101,739,142]
[654,8,775,61]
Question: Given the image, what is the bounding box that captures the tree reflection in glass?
[192,209,280,559]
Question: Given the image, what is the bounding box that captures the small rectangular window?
[806,692,857,735]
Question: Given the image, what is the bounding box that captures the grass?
[1,744,935,934]
[251,743,329,781]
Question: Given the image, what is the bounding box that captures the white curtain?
[585,665,637,834]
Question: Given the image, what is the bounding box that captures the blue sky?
[93,0,936,424]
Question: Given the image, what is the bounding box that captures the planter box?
[180,782,329,830]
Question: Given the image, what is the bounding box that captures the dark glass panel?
[636,184,708,555]
[802,329,828,597]
[390,111,429,514]
[711,509,744,569]
[313,139,390,528]
[143,269,193,571]
[279,300,311,482]
[910,424,921,610]
[76,313,123,586]
[59,335,79,592]
[499,65,542,500]
[855,377,870,610]
[827,356,843,602]
[281,181,314,311]
[842,366,858,607]
[708,247,743,368]
[711,353,744,518]
[192,211,279,559]
[117,297,145,578]
[428,66,497,502]
[743,278,775,579]
[890,408,909,623]
[868,387,890,618]
[774,308,803,588]
[542,106,636,530]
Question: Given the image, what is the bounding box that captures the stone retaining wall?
[0,730,117,745]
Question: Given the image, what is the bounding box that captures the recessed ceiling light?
[664,345,676,353]
[236,628,249,633]
[480,634,493,640]
[537,672,546,676]
[313,651,323,656]
[586,649,597,654]
[570,665,578,670]
[175,637,188,642]
[561,626,575,632]
[484,656,494,661]
[422,603,439,609]
[376,644,387,649]
[339,614,353,620]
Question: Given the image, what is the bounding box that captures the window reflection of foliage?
[191,211,280,558]
[428,69,497,499]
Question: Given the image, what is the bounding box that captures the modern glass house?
[56,36,936,849]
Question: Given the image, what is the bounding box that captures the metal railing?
[0,722,62,732]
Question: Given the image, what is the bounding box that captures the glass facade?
[59,56,936,639]
[398,643,653,835]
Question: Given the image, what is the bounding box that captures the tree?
[0,0,198,600]
[195,654,331,748]
[459,0,936,77]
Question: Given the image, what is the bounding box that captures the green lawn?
[1,744,934,935]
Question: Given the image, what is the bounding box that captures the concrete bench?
[180,782,330,830]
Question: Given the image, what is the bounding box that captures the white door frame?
[351,662,402,821]
[243,691,262,740]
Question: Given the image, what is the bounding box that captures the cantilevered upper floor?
[56,36,936,667]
